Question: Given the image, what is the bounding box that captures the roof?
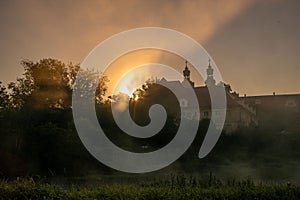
[241,93,300,107]
[194,86,242,109]
[157,78,270,113]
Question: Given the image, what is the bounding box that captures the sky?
[0,0,299,96]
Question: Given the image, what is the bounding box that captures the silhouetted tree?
[73,68,109,105]
[0,58,112,177]
[8,77,33,110]
[18,59,78,110]
[0,81,10,111]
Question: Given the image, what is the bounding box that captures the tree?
[0,81,10,111]
[73,68,109,105]
[0,58,111,177]
[8,77,33,110]
[7,58,108,110]
[20,59,77,110]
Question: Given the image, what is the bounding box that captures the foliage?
[19,58,78,109]
[4,58,108,110]
[0,58,110,177]
[0,177,300,200]
[0,82,10,111]
[73,68,108,105]
[7,77,33,110]
[1,57,300,184]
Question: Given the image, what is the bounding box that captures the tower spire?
[183,60,190,80]
[182,60,194,87]
[205,58,216,87]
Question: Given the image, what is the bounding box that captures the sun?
[116,84,136,98]
[113,73,137,98]
[113,67,149,98]
[133,94,140,101]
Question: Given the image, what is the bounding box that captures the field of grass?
[1,176,300,200]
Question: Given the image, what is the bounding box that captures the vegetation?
[1,176,300,200]
[1,58,300,198]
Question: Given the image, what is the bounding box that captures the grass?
[0,176,300,200]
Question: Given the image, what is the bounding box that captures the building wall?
[242,94,300,132]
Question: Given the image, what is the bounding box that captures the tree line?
[0,58,185,177]
[1,58,300,182]
[0,58,112,177]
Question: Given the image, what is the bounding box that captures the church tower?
[182,61,194,87]
[183,60,191,81]
[205,59,216,87]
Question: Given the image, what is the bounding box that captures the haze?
[0,0,299,96]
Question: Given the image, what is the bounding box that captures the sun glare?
[113,67,149,98]
[113,64,183,100]
[134,95,139,101]
[114,72,137,97]
[116,84,136,97]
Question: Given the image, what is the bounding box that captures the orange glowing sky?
[0,0,299,96]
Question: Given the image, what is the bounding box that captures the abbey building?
[157,61,300,133]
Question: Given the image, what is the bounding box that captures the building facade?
[157,61,300,133]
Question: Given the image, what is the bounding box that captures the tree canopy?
[2,58,108,111]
